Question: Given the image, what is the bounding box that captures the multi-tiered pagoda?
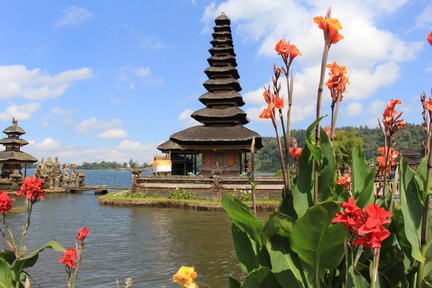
[158,13,262,177]
[0,119,37,178]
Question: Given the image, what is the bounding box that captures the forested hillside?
[255,123,425,173]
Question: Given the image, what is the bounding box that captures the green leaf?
[391,205,413,260]
[232,224,259,274]
[229,277,242,288]
[292,145,314,218]
[222,193,264,246]
[414,156,428,196]
[0,258,13,288]
[0,250,16,265]
[263,211,294,239]
[351,146,375,208]
[305,116,326,166]
[290,201,346,285]
[12,240,65,278]
[399,158,424,262]
[317,126,336,202]
[241,267,279,288]
[267,235,307,288]
[346,266,370,288]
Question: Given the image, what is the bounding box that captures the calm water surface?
[3,170,247,287]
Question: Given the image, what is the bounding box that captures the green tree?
[332,130,364,173]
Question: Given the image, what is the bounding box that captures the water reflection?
[1,193,246,287]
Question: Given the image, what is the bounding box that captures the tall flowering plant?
[0,176,89,287]
[223,12,432,288]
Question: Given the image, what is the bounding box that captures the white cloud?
[55,6,93,28]
[203,0,421,123]
[416,4,432,28]
[27,138,159,164]
[139,36,167,50]
[346,102,363,116]
[117,66,154,90]
[0,103,41,121]
[76,117,98,133]
[178,108,199,127]
[0,65,92,100]
[98,128,128,139]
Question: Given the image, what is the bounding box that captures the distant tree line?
[78,159,151,170]
[254,123,425,173]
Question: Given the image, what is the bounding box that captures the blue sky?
[0,0,430,164]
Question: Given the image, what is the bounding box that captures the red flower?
[336,174,351,191]
[16,176,45,203]
[428,31,432,46]
[259,103,274,119]
[289,138,302,161]
[275,39,289,58]
[76,226,90,241]
[326,61,349,103]
[382,99,405,130]
[333,199,392,248]
[0,191,14,215]
[313,12,344,45]
[274,96,284,110]
[59,247,77,269]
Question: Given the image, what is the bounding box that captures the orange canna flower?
[314,13,344,45]
[262,89,271,104]
[274,96,284,110]
[336,174,351,191]
[382,99,404,130]
[289,138,302,161]
[259,103,274,119]
[423,98,432,112]
[288,44,302,63]
[428,31,432,46]
[275,39,290,59]
[326,61,349,103]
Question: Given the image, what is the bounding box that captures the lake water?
[1,170,247,287]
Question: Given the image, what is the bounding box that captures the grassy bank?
[98,190,279,211]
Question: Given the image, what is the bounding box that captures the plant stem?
[272,114,289,197]
[313,43,330,205]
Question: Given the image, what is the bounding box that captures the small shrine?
[157,13,262,177]
[0,118,37,179]
[34,157,85,190]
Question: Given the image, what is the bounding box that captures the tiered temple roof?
[0,119,37,164]
[167,13,262,150]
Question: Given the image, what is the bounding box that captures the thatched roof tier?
[214,23,231,32]
[3,120,25,135]
[208,46,235,56]
[210,38,233,47]
[203,78,241,92]
[204,66,239,79]
[211,31,233,40]
[0,150,37,163]
[0,138,29,146]
[170,125,262,149]
[157,140,183,152]
[207,55,237,66]
[198,91,245,106]
[191,107,248,125]
[215,12,230,24]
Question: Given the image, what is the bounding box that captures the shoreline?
[98,192,279,211]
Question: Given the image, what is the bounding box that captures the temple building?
[0,119,37,178]
[158,13,262,177]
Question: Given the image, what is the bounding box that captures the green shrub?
[168,189,196,200]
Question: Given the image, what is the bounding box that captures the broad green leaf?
[222,194,263,246]
[391,206,413,260]
[13,240,65,278]
[229,277,241,288]
[351,146,375,208]
[292,145,314,218]
[263,211,294,239]
[414,156,428,196]
[0,257,13,288]
[290,201,346,285]
[346,266,370,288]
[399,158,424,262]
[317,126,336,202]
[305,116,326,166]
[0,250,16,265]
[241,267,279,288]
[232,224,259,274]
[267,235,307,288]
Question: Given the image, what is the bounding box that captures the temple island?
[0,118,86,192]
[132,13,283,198]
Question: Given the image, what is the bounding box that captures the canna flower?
[376,146,399,174]
[76,226,90,241]
[59,247,77,269]
[289,138,302,161]
[428,31,432,46]
[326,61,349,103]
[16,176,45,203]
[275,39,302,66]
[274,95,284,110]
[313,11,344,45]
[173,266,199,288]
[422,98,432,112]
[259,103,274,119]
[336,174,351,191]
[333,198,392,248]
[0,191,14,215]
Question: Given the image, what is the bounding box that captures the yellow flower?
[173,266,199,288]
